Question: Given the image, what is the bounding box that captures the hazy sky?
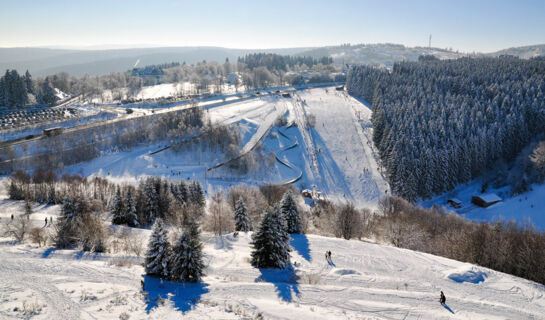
[1,0,544,52]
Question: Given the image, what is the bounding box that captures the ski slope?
[293,88,389,208]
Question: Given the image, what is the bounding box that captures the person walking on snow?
[440,291,446,305]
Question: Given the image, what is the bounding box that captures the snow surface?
[293,89,389,208]
[1,181,545,319]
[422,180,545,230]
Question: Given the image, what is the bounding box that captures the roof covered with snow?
[475,193,502,203]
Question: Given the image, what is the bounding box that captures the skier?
[440,291,446,305]
[328,250,332,261]
[325,251,329,261]
[50,216,53,225]
[11,214,14,220]
[44,217,48,227]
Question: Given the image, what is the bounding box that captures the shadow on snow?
[443,304,455,314]
[256,264,300,302]
[143,275,209,314]
[290,234,311,262]
[42,247,56,258]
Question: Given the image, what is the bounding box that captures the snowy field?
[1,188,544,319]
[421,180,545,230]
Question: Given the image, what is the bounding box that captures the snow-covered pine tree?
[111,187,125,225]
[251,206,290,269]
[24,70,33,94]
[157,180,170,220]
[145,219,171,278]
[54,195,80,248]
[40,78,58,106]
[145,181,159,226]
[8,180,23,200]
[178,180,188,204]
[61,195,78,223]
[189,180,205,207]
[124,188,139,227]
[234,198,250,232]
[169,223,204,282]
[280,191,303,234]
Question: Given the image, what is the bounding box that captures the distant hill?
[0,46,314,77]
[488,44,545,59]
[298,43,467,67]
[2,43,544,77]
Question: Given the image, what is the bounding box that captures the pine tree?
[189,180,205,207]
[0,76,6,107]
[111,187,125,225]
[251,206,290,269]
[170,223,204,282]
[177,180,188,204]
[124,188,139,227]
[8,180,23,200]
[145,181,159,226]
[234,198,250,232]
[145,219,171,278]
[24,70,33,94]
[54,195,80,248]
[40,78,58,106]
[157,180,170,220]
[280,191,303,234]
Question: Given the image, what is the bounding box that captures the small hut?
[471,194,501,208]
[447,198,462,209]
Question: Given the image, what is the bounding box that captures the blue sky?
[1,0,544,52]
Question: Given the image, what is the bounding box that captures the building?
[131,67,164,78]
[471,194,502,208]
[447,198,462,209]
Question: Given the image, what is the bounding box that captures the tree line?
[0,69,58,108]
[4,171,545,286]
[347,56,545,200]
[237,53,333,72]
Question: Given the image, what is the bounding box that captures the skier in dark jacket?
[440,291,446,305]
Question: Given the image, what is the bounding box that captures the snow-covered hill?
[1,213,544,319]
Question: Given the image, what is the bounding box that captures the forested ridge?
[347,56,545,200]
